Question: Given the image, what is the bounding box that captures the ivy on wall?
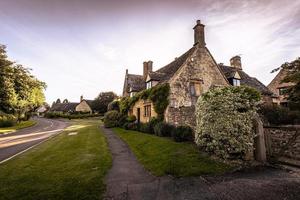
[119,83,170,120]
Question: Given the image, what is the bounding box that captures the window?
[146,81,152,89]
[190,81,202,96]
[144,105,151,117]
[279,87,288,95]
[232,78,240,86]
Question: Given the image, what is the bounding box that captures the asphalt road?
[0,117,69,163]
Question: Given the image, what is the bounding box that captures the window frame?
[144,105,151,117]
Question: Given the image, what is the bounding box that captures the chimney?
[193,20,205,47]
[80,95,83,102]
[230,56,242,70]
[126,69,128,75]
[143,61,153,80]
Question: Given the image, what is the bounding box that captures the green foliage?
[172,126,194,142]
[107,100,120,112]
[92,92,117,114]
[196,86,260,159]
[118,83,170,119]
[0,44,46,119]
[259,105,300,125]
[44,112,100,119]
[0,112,16,127]
[154,122,175,137]
[103,110,121,128]
[127,115,136,123]
[272,57,300,110]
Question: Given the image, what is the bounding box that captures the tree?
[272,57,300,110]
[92,92,117,114]
[0,44,46,119]
[56,98,61,104]
[63,99,69,103]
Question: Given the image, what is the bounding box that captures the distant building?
[219,56,274,103]
[268,68,295,106]
[50,96,93,114]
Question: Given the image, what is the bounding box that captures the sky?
[0,0,299,104]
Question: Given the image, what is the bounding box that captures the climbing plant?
[119,83,170,120]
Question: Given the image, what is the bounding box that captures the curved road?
[0,117,69,163]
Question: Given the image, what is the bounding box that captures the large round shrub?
[154,122,175,137]
[195,86,260,159]
[103,111,120,128]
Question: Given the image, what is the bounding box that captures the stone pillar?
[193,20,206,47]
[253,115,267,162]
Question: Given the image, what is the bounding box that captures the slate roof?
[219,64,273,95]
[83,99,94,107]
[125,47,196,93]
[126,74,145,92]
[50,103,78,112]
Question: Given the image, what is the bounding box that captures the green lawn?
[0,119,112,200]
[113,128,232,177]
[0,120,37,134]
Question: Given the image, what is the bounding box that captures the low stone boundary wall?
[264,126,300,166]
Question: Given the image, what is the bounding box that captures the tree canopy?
[0,44,46,119]
[92,92,117,114]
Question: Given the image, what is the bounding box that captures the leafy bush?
[44,112,101,119]
[259,105,300,125]
[195,86,260,159]
[139,123,152,133]
[0,112,16,128]
[127,115,136,123]
[107,100,120,112]
[172,126,194,142]
[154,122,174,137]
[103,111,121,128]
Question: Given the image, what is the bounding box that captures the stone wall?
[165,106,196,128]
[264,126,300,163]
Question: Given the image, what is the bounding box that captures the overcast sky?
[0,0,299,103]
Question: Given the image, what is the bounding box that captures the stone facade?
[129,99,157,123]
[268,68,294,106]
[76,100,92,113]
[264,126,300,165]
[166,47,229,127]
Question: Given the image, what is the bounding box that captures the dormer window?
[146,81,152,89]
[232,78,240,86]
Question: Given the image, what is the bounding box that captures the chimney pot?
[230,56,242,70]
[80,95,83,102]
[193,20,205,47]
[143,61,153,80]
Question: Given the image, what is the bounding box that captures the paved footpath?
[102,127,300,200]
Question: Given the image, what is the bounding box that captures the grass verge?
[0,119,112,200]
[113,128,232,177]
[0,120,37,134]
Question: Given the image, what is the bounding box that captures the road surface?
[0,117,68,163]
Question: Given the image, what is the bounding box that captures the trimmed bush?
[196,86,260,159]
[44,112,101,119]
[127,115,136,123]
[154,122,174,137]
[172,126,194,142]
[0,112,17,128]
[103,111,121,128]
[259,105,300,125]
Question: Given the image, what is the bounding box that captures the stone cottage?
[122,20,274,128]
[50,96,93,114]
[268,68,295,106]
